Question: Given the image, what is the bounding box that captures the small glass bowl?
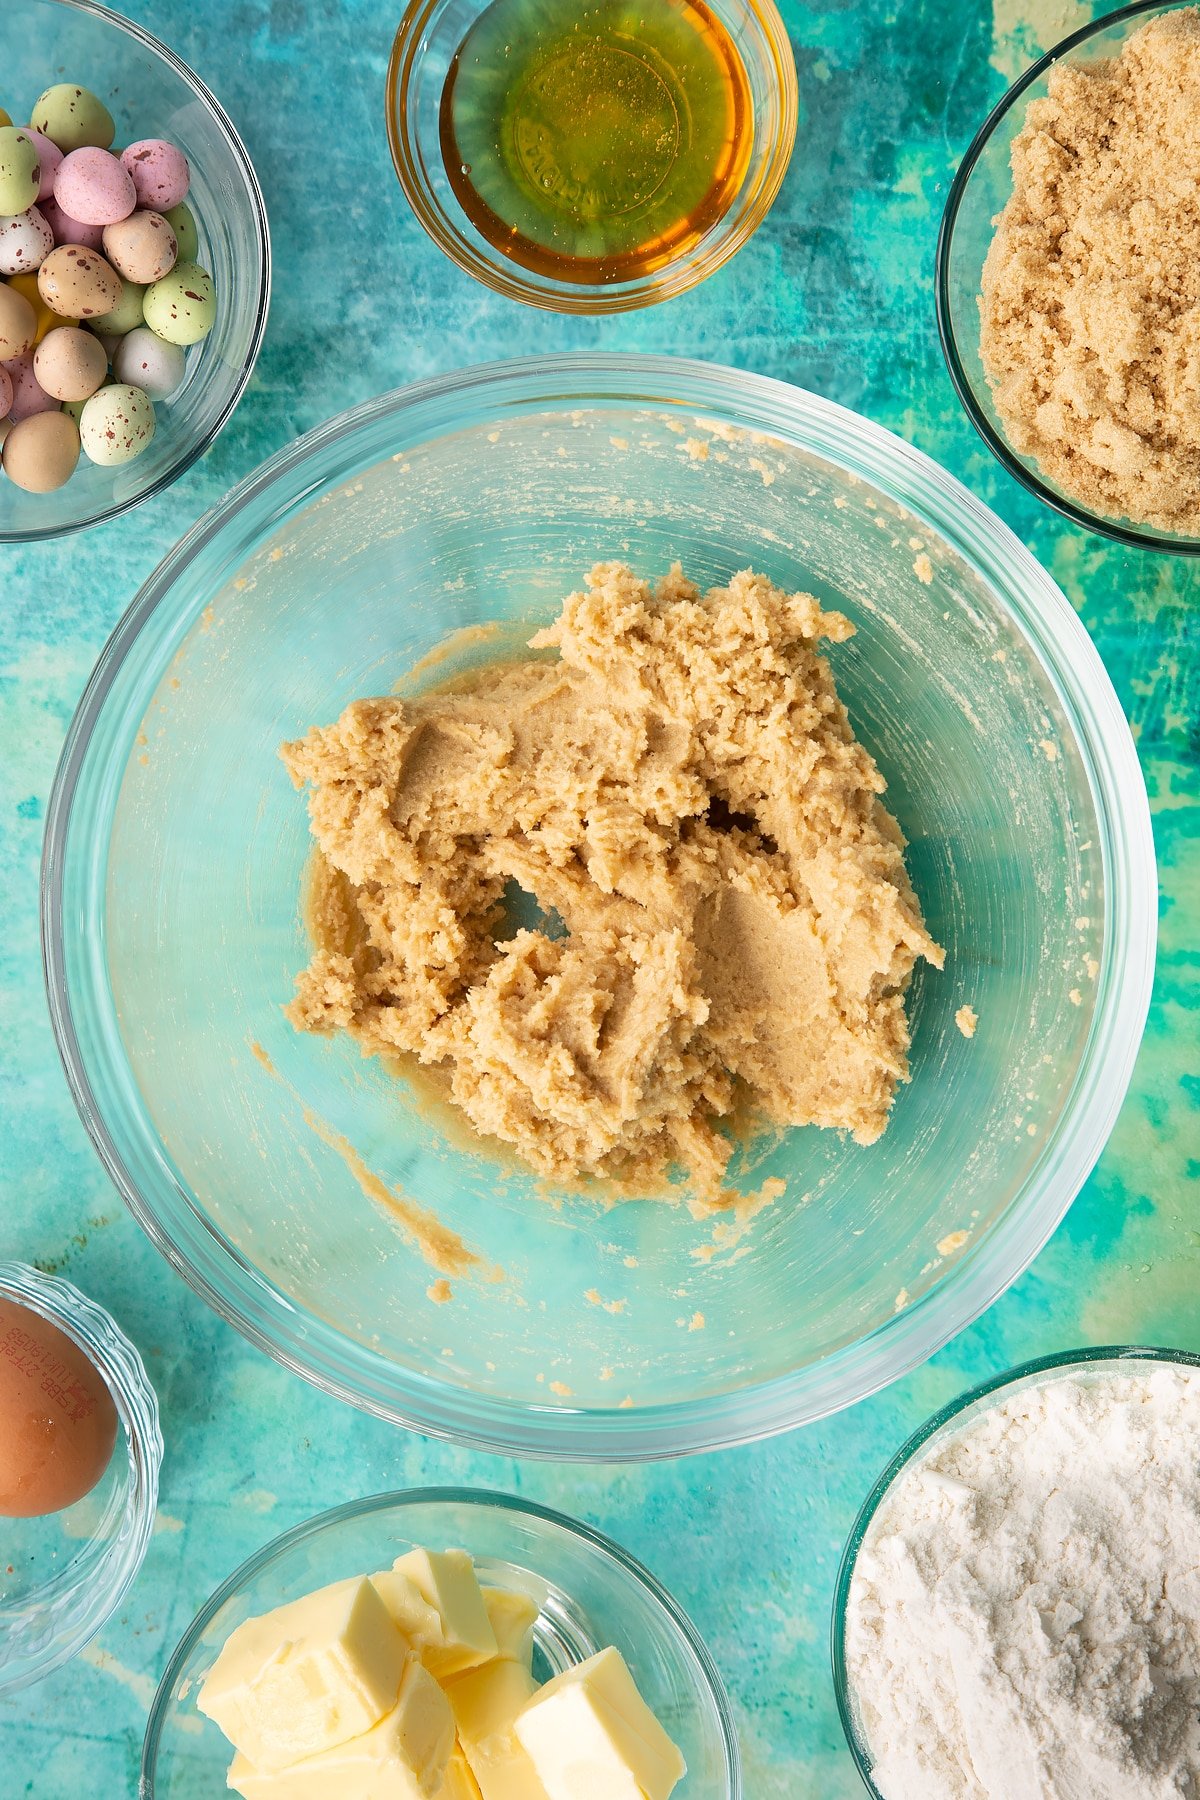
[0,0,270,543]
[386,0,797,312]
[936,0,1200,553]
[141,1486,742,1798]
[831,1345,1200,1796]
[0,1261,162,1692]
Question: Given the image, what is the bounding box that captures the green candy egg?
[79,382,155,466]
[30,83,115,152]
[0,126,41,214]
[163,201,199,263]
[90,278,146,337]
[143,261,215,346]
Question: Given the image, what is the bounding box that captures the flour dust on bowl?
[42,355,1155,1459]
[141,1487,739,1798]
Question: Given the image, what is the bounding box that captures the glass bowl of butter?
[43,353,1155,1461]
[141,1486,740,1799]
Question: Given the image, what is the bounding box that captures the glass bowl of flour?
[834,1346,1200,1800]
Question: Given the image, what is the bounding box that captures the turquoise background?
[2,0,1197,1793]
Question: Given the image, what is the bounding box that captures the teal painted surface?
[0,1,1196,1794]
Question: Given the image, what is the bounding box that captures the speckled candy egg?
[121,140,189,212]
[163,200,198,263]
[55,148,135,227]
[143,261,214,346]
[7,272,78,343]
[3,350,58,420]
[34,325,107,402]
[38,245,121,318]
[90,276,144,337]
[0,281,36,357]
[2,409,79,491]
[0,206,53,275]
[30,85,114,154]
[21,129,63,203]
[0,363,11,415]
[102,211,176,285]
[0,127,41,215]
[79,381,155,465]
[40,195,104,250]
[112,325,184,400]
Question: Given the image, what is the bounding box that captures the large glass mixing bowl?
[42,354,1155,1459]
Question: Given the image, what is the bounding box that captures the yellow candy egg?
[7,271,78,343]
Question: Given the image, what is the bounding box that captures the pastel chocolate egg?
[22,129,63,203]
[113,325,185,400]
[54,147,135,227]
[2,408,79,491]
[0,206,54,275]
[0,109,10,130]
[38,244,121,318]
[102,210,176,285]
[163,200,198,263]
[121,139,190,212]
[3,349,59,420]
[79,380,155,465]
[30,85,115,154]
[40,195,104,250]
[63,375,109,425]
[143,261,214,346]
[34,324,107,401]
[7,272,78,343]
[0,127,41,215]
[90,276,144,337]
[0,362,11,414]
[0,280,37,356]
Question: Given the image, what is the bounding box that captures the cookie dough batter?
[282,564,942,1206]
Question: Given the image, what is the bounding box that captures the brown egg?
[37,244,121,319]
[0,279,36,358]
[102,210,177,285]
[0,1296,117,1514]
[2,410,81,493]
[34,325,107,401]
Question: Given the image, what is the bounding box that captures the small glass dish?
[831,1345,1200,1796]
[141,1486,741,1798]
[386,0,797,312]
[0,0,270,543]
[0,1261,162,1692]
[936,0,1200,553]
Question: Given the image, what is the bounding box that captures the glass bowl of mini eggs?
[0,0,270,541]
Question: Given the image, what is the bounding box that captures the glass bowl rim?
[384,0,799,315]
[0,1259,163,1692]
[934,0,1200,555]
[830,1343,1200,1794]
[139,1482,743,1797]
[0,0,272,546]
[40,350,1157,1462]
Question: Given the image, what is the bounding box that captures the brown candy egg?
[34,325,107,401]
[0,279,36,357]
[37,244,121,318]
[102,210,177,285]
[2,410,81,493]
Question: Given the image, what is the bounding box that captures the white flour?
[845,1365,1200,1799]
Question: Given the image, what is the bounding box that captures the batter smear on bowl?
[282,563,943,1207]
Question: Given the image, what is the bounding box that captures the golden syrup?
[440,0,754,284]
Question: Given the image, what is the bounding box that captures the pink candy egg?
[22,129,63,202]
[121,140,189,211]
[0,206,54,275]
[41,195,105,251]
[3,350,58,420]
[54,147,136,227]
[0,364,12,416]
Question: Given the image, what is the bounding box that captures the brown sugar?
[980,10,1200,534]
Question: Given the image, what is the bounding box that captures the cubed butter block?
[390,1548,497,1679]
[439,1745,484,1800]
[446,1658,551,1800]
[225,1656,454,1800]
[481,1587,538,1669]
[197,1577,408,1771]
[514,1647,686,1800]
[371,1568,446,1654]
